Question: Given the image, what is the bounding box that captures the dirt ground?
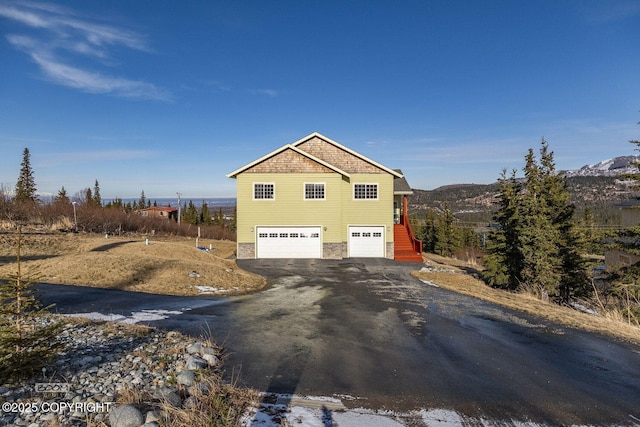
[0,231,266,296]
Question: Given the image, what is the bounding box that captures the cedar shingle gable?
[227,132,401,179]
[295,136,385,174]
[241,147,335,174]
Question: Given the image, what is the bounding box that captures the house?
[135,206,178,221]
[226,132,422,261]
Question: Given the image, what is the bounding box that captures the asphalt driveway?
[38,258,640,425]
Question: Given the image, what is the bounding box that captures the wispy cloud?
[0,0,171,101]
[250,88,279,97]
[575,0,640,24]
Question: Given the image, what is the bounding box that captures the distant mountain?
[409,156,640,224]
[560,156,640,178]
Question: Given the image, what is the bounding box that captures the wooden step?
[394,224,423,262]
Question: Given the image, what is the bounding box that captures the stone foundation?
[323,242,347,259]
[386,242,394,260]
[237,242,255,259]
[237,241,393,260]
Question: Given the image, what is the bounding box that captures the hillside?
[0,232,266,296]
[409,156,640,225]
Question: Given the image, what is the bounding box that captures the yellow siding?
[341,174,394,243]
[236,173,343,244]
[236,172,395,245]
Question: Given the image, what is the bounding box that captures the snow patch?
[193,285,239,294]
[64,309,182,324]
[420,279,440,287]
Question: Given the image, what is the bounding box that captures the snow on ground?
[420,279,440,287]
[63,309,183,324]
[193,285,239,294]
[240,394,575,427]
[241,396,407,427]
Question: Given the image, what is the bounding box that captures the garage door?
[256,227,322,258]
[348,226,385,257]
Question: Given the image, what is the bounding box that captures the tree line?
[481,139,590,303]
[413,139,595,303]
[412,132,639,324]
[3,148,235,238]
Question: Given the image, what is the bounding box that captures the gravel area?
[0,317,234,427]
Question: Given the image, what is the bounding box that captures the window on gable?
[354,184,378,200]
[254,183,275,200]
[305,183,325,200]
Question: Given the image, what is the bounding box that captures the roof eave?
[292,132,403,178]
[226,143,351,178]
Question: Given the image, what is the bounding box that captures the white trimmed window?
[304,183,325,200]
[354,183,378,200]
[254,183,275,200]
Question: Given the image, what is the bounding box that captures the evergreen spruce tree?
[139,190,146,209]
[434,203,458,257]
[92,180,102,207]
[518,146,562,299]
[421,210,438,253]
[84,188,93,206]
[14,148,38,203]
[200,202,212,225]
[483,139,589,303]
[53,186,70,205]
[216,208,224,225]
[184,201,199,224]
[482,169,523,289]
[0,227,63,383]
[538,141,589,302]
[230,207,237,231]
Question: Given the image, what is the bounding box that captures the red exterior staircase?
[394,224,423,262]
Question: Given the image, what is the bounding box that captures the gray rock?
[202,353,220,367]
[186,355,208,370]
[176,370,195,386]
[156,386,181,407]
[200,345,217,356]
[145,411,160,423]
[186,342,203,354]
[109,404,144,427]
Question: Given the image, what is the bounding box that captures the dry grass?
[415,253,640,344]
[161,375,258,427]
[116,385,145,406]
[0,232,266,296]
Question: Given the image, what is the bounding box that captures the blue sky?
[1,0,639,199]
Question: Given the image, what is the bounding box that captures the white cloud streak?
[0,1,171,101]
[250,88,279,97]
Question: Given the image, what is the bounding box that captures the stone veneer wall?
[323,242,346,259]
[386,242,394,260]
[238,242,391,260]
[237,243,255,259]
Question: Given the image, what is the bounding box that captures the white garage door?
[348,226,385,258]
[256,227,322,258]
